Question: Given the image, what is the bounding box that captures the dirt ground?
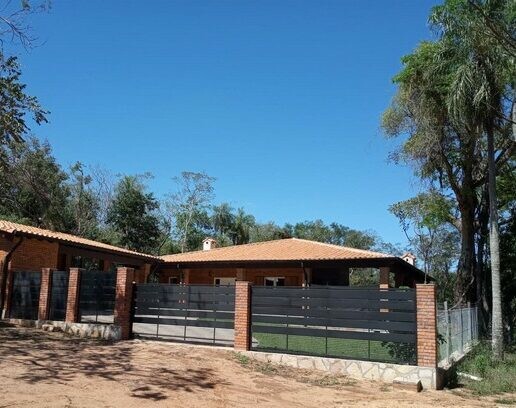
[0,323,511,407]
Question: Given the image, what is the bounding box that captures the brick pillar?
[2,269,14,319]
[114,267,135,340]
[379,266,390,289]
[234,281,252,350]
[65,268,82,323]
[416,283,438,367]
[38,268,53,320]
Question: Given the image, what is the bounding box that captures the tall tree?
[106,175,162,254]
[0,137,70,229]
[430,0,514,359]
[0,52,47,163]
[168,171,215,252]
[67,162,100,239]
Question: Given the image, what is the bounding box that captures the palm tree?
[431,0,514,359]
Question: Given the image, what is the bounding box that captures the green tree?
[106,175,162,253]
[0,53,47,163]
[429,0,514,359]
[67,162,100,239]
[0,137,70,229]
[168,171,215,252]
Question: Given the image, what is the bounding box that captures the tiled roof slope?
[0,220,159,260]
[161,238,394,263]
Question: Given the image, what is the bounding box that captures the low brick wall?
[239,350,442,390]
[5,319,121,341]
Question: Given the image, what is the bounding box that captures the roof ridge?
[289,237,391,257]
[161,237,295,258]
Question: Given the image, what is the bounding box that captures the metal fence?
[78,270,116,324]
[48,271,69,321]
[9,271,41,320]
[132,284,235,346]
[251,285,417,365]
[437,303,479,367]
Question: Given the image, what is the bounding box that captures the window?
[214,277,236,286]
[264,277,285,287]
[169,276,179,284]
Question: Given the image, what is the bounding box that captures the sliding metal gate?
[9,271,41,320]
[48,271,69,321]
[132,284,235,346]
[251,285,417,364]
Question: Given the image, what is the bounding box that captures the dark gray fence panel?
[251,285,417,364]
[132,284,235,346]
[9,271,41,320]
[48,270,69,321]
[78,270,116,324]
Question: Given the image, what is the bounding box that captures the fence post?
[467,302,473,348]
[1,268,14,319]
[444,301,450,365]
[459,305,464,355]
[65,268,82,323]
[234,281,252,351]
[114,267,135,340]
[38,268,53,321]
[416,283,437,368]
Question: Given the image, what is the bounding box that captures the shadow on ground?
[0,325,224,401]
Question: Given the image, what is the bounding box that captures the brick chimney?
[402,252,416,266]
[203,237,218,251]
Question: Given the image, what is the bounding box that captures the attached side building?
[0,220,160,315]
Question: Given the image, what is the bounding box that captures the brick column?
[114,267,135,340]
[234,281,252,350]
[1,269,14,319]
[38,268,53,320]
[416,283,438,367]
[379,267,390,289]
[65,268,82,323]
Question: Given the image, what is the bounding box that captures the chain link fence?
[437,302,479,367]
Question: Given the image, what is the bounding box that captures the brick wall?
[7,238,60,271]
[234,281,251,350]
[159,266,304,286]
[416,284,438,367]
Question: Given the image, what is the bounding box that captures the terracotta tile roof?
[161,238,394,263]
[0,220,159,260]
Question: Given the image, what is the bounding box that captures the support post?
[444,301,450,365]
[234,281,252,351]
[1,268,13,319]
[65,268,82,323]
[38,268,53,320]
[416,283,437,367]
[114,267,135,340]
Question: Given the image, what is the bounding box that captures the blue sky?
[14,0,438,245]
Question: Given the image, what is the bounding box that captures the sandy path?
[0,323,509,407]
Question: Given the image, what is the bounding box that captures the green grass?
[252,332,413,364]
[455,342,516,395]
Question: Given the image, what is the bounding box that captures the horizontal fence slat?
[252,315,416,332]
[253,287,415,301]
[134,316,234,329]
[252,297,414,311]
[251,324,416,343]
[251,305,416,321]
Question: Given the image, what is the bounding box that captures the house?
[159,237,429,287]
[0,220,160,315]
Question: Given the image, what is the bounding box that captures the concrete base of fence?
[4,319,121,341]
[239,350,442,390]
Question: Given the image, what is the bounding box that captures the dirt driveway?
[0,323,509,407]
